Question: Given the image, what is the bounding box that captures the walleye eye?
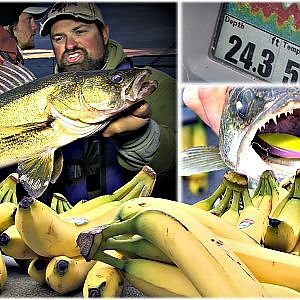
[236,89,254,119]
[111,73,123,84]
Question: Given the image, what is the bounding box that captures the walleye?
[180,86,300,183]
[0,68,157,197]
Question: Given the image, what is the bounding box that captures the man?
[39,2,176,203]
[0,4,48,91]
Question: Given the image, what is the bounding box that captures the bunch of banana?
[0,202,17,233]
[0,173,19,205]
[45,255,96,294]
[15,166,156,258]
[83,250,124,298]
[77,205,269,297]
[264,169,300,252]
[181,119,208,194]
[0,251,7,290]
[50,193,73,214]
[78,197,300,296]
[28,257,51,284]
[193,170,248,212]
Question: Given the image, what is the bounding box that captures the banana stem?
[242,189,253,209]
[91,250,126,270]
[210,188,232,216]
[230,191,240,212]
[292,172,300,199]
[112,166,156,201]
[77,219,135,261]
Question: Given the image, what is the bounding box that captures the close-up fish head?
[220,86,300,182]
[49,68,158,125]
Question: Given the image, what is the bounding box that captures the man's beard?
[58,48,107,73]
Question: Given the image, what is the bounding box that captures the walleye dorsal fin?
[0,61,36,95]
[17,149,56,198]
[180,146,227,176]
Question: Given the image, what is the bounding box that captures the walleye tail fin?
[179,146,227,176]
[17,149,57,198]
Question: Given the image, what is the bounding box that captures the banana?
[187,120,209,194]
[60,165,156,218]
[57,199,65,214]
[77,207,267,297]
[114,197,257,245]
[264,169,300,252]
[0,202,17,233]
[220,190,240,226]
[28,257,51,284]
[45,255,96,294]
[0,173,18,205]
[50,194,58,212]
[100,234,173,264]
[261,283,300,297]
[290,237,300,255]
[236,188,266,244]
[0,251,7,290]
[0,225,38,259]
[89,252,200,297]
[181,122,193,151]
[222,237,300,292]
[209,188,232,216]
[83,250,124,298]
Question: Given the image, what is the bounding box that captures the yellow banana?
[87,252,200,297]
[0,225,38,259]
[114,196,257,245]
[77,207,267,297]
[261,283,300,297]
[290,237,300,255]
[264,169,300,252]
[236,189,266,244]
[50,194,58,212]
[181,123,193,151]
[83,250,124,298]
[0,202,17,233]
[187,120,209,194]
[220,190,240,226]
[60,165,156,218]
[46,255,96,294]
[28,257,51,284]
[222,237,300,292]
[0,173,18,205]
[0,251,7,290]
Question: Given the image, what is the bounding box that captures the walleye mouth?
[128,69,158,101]
[252,107,300,160]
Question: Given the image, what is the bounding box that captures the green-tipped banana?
[264,169,300,252]
[221,190,240,226]
[100,234,173,264]
[60,165,156,218]
[83,250,124,298]
[77,207,267,297]
[237,189,266,244]
[51,193,73,214]
[87,251,200,297]
[0,173,18,205]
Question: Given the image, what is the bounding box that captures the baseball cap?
[23,6,48,20]
[40,3,105,37]
[0,3,47,26]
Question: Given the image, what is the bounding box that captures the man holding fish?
[35,2,176,204]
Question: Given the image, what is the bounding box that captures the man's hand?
[102,101,151,138]
[182,86,227,136]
